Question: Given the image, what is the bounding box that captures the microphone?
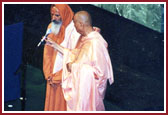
[37,29,52,47]
[37,34,48,47]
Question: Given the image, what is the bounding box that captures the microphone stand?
[14,38,45,111]
[14,49,29,111]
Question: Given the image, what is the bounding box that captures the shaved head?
[74,11,93,36]
[74,11,92,26]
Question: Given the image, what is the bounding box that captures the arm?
[67,41,92,72]
[43,45,54,80]
[43,44,63,85]
[45,37,64,54]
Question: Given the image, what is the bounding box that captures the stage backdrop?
[4,22,23,102]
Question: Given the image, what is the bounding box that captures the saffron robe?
[43,21,80,111]
[62,31,114,111]
[43,4,77,111]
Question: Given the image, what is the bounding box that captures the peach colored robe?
[62,31,114,111]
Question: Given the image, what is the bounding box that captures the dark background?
[4,4,164,111]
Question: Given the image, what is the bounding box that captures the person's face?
[73,15,83,34]
[50,6,61,24]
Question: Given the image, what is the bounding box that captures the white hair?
[51,21,62,35]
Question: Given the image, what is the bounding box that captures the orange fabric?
[43,4,74,111]
[44,80,66,111]
[48,4,74,44]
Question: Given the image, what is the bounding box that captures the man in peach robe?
[46,11,114,111]
[43,4,80,111]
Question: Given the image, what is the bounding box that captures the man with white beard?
[43,4,80,111]
[50,20,62,35]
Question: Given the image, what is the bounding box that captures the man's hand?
[45,38,56,48]
[67,62,73,72]
[45,37,64,54]
[48,76,57,88]
[93,27,101,33]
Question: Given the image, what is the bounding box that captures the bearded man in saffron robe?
[43,4,80,111]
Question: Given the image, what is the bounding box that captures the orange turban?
[47,4,74,44]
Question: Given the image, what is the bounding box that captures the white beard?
[51,22,62,35]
